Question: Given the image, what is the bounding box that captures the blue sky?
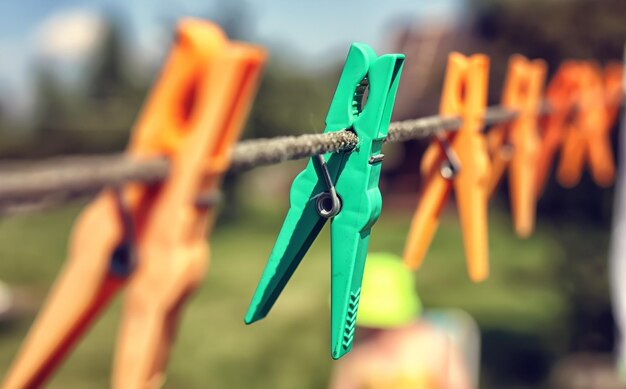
[0,0,465,120]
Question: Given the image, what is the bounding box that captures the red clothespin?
[3,20,265,389]
[487,55,546,237]
[535,61,581,197]
[557,62,615,188]
[404,52,491,282]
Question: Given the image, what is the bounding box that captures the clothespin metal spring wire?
[314,154,342,219]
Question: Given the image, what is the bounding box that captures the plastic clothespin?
[603,62,624,125]
[403,52,490,282]
[487,55,546,238]
[3,20,265,389]
[244,43,404,360]
[556,62,615,188]
[535,61,581,196]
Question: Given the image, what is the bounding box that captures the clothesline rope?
[0,103,554,214]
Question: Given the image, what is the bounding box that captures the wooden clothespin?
[487,55,546,238]
[3,19,265,389]
[535,61,581,197]
[245,43,405,359]
[403,52,490,282]
[557,62,615,188]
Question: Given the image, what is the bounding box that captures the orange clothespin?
[535,61,581,197]
[603,62,624,125]
[403,52,490,282]
[487,55,546,238]
[557,62,615,188]
[3,20,265,389]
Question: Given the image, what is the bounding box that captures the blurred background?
[1,0,626,387]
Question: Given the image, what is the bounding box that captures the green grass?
[0,199,570,388]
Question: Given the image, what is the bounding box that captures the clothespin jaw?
[557,62,615,188]
[403,52,490,282]
[244,43,404,360]
[487,55,546,238]
[535,61,581,196]
[3,19,266,389]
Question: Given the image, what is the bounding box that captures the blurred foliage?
[0,16,144,157]
[474,0,626,65]
[245,68,335,139]
[0,12,338,157]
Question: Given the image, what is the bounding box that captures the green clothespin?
[245,43,404,359]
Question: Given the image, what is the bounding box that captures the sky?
[0,0,465,121]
